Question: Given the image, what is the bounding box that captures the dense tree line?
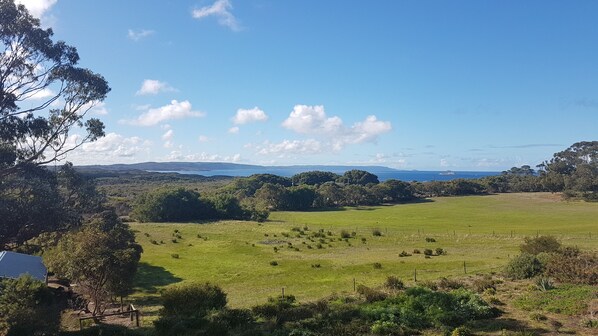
[129,143,597,221]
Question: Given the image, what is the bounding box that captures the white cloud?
[228,126,239,134]
[198,135,209,143]
[282,105,343,134]
[162,129,174,148]
[136,79,175,95]
[166,151,241,162]
[28,88,55,100]
[63,133,153,164]
[191,0,241,31]
[256,139,322,156]
[125,100,205,126]
[127,29,155,41]
[232,107,268,125]
[16,0,57,19]
[89,101,108,115]
[282,105,392,150]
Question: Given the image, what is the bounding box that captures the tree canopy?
[0,0,109,176]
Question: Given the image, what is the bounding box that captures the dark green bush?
[372,229,382,236]
[423,249,433,256]
[159,282,227,317]
[504,253,543,279]
[340,230,351,239]
[520,235,561,255]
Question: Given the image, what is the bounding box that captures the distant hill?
[76,162,399,174]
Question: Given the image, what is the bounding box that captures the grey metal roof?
[0,251,47,282]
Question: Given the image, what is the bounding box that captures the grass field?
[130,193,598,312]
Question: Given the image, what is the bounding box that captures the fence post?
[281,287,285,299]
[353,278,356,292]
[463,261,467,274]
[414,268,417,282]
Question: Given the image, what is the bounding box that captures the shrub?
[435,247,445,255]
[437,277,464,290]
[159,282,227,317]
[544,250,598,285]
[535,277,555,291]
[372,229,382,236]
[425,237,436,242]
[530,312,547,321]
[361,237,367,243]
[504,253,543,279]
[418,280,438,291]
[371,320,403,335]
[357,285,387,303]
[0,276,60,336]
[150,239,158,245]
[385,276,405,290]
[399,251,411,257]
[311,264,321,268]
[340,230,351,239]
[170,253,179,259]
[413,249,421,254]
[270,261,278,266]
[171,238,177,243]
[373,262,382,269]
[520,235,561,255]
[423,249,433,256]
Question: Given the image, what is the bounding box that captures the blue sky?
[18,0,598,170]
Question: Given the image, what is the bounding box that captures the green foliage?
[0,275,60,336]
[356,285,387,303]
[131,188,205,222]
[451,326,472,336]
[534,277,554,291]
[291,171,340,186]
[336,169,380,185]
[159,282,227,317]
[504,253,543,280]
[44,211,142,314]
[520,235,561,255]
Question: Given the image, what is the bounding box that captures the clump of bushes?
[373,262,382,269]
[435,247,446,255]
[423,249,433,256]
[437,277,464,290]
[357,285,387,302]
[425,237,436,242]
[413,249,421,254]
[472,275,497,293]
[269,261,278,266]
[372,229,382,236]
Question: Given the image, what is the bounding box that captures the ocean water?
[160,168,498,182]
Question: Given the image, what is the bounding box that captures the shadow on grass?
[134,262,182,294]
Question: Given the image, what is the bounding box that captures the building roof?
[0,251,47,282]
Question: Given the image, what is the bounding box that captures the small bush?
[311,264,321,268]
[150,239,158,245]
[413,249,421,254]
[399,251,411,257]
[435,247,445,255]
[158,282,227,317]
[425,237,436,243]
[423,249,433,256]
[144,232,150,237]
[361,237,367,243]
[372,229,382,236]
[438,277,464,290]
[535,277,555,291]
[340,230,351,239]
[171,253,179,259]
[316,243,323,249]
[505,253,543,279]
[385,276,405,290]
[520,235,561,255]
[269,261,278,266]
[356,285,387,302]
[418,280,438,291]
[373,262,382,269]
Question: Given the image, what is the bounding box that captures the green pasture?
[130,193,598,311]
